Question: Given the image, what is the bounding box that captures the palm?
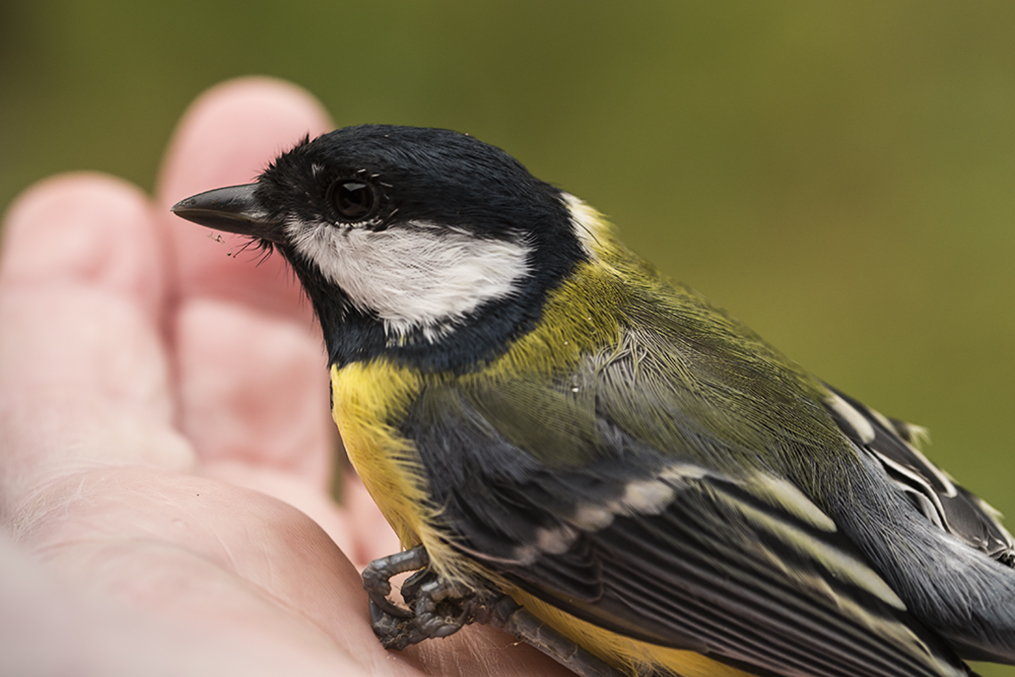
[0,78,567,677]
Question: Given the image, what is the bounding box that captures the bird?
[172,124,1015,677]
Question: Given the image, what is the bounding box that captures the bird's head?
[172,125,594,372]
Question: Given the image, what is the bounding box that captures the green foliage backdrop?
[2,3,1014,674]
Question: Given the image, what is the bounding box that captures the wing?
[401,325,972,677]
[821,387,1015,664]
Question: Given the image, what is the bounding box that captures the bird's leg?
[362,546,626,677]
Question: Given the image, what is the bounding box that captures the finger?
[0,174,164,315]
[156,78,336,492]
[0,174,193,508]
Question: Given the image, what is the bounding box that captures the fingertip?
[0,173,164,313]
[157,77,332,208]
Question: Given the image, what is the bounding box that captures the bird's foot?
[363,545,489,649]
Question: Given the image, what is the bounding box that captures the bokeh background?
[3,2,1015,674]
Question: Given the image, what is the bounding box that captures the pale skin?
[0,77,571,677]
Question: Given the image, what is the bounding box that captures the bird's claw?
[363,545,487,649]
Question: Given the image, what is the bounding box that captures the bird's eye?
[329,180,377,221]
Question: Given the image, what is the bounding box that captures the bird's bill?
[171,183,284,243]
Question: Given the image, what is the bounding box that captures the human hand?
[0,78,567,677]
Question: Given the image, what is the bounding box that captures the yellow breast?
[330,359,426,545]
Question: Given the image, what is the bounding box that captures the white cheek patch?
[286,219,531,340]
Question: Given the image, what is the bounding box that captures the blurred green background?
[2,2,1014,673]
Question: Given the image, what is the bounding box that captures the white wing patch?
[286,218,531,341]
[826,392,876,444]
[750,473,837,532]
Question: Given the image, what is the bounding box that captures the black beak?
[171,184,284,244]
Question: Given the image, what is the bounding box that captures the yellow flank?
[510,589,759,677]
[330,360,486,585]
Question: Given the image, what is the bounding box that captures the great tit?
[173,125,1015,677]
